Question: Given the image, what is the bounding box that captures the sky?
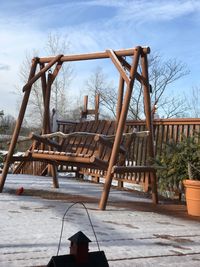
[0,0,200,117]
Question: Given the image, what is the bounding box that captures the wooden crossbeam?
[38,47,150,63]
[106,49,130,85]
[119,56,152,92]
[23,54,63,92]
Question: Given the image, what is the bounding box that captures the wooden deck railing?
[57,118,200,188]
[57,118,200,163]
[14,118,200,192]
[126,118,200,157]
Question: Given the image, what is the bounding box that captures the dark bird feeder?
[47,231,109,267]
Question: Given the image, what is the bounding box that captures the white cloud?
[0,0,200,117]
[0,63,10,71]
[83,0,200,24]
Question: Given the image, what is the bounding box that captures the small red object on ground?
[16,187,24,195]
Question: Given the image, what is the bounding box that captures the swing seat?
[12,120,151,188]
[11,120,122,175]
[28,133,116,170]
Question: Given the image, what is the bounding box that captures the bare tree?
[45,33,73,116]
[185,86,200,118]
[84,67,117,119]
[84,53,189,120]
[128,54,189,119]
[149,54,189,117]
[0,114,16,135]
[18,33,73,126]
[158,96,188,118]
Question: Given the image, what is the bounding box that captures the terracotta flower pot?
[183,179,200,216]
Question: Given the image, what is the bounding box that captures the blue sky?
[0,0,200,117]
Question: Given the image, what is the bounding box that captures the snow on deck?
[0,174,200,267]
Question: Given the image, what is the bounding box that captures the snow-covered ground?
[0,174,200,267]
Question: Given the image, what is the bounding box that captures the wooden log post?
[81,95,88,120]
[141,53,158,204]
[43,72,52,134]
[50,164,59,188]
[0,58,38,192]
[0,55,63,192]
[43,60,63,187]
[95,94,100,121]
[43,72,61,188]
[40,62,47,102]
[84,95,88,114]
[43,72,52,179]
[99,47,142,210]
[116,76,124,131]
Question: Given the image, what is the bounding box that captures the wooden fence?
[58,118,200,164]
[13,118,200,191]
[128,118,200,156]
[56,118,200,190]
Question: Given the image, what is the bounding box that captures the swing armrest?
[94,131,149,155]
[94,134,126,154]
[29,133,62,150]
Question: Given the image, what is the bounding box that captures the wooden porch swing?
[0,46,158,210]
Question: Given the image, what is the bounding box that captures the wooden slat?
[101,121,115,161]
[80,120,99,155]
[112,165,155,174]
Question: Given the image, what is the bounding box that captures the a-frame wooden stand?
[81,94,100,121]
[0,46,158,210]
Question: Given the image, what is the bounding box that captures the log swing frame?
[0,46,158,210]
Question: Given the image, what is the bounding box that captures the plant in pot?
[155,134,200,216]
